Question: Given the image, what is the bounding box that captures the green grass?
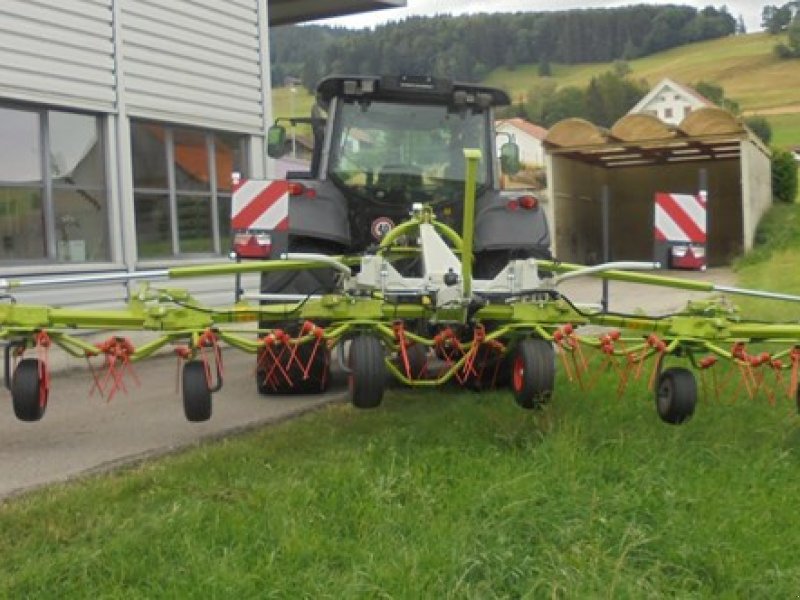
[766,113,800,150]
[4,384,800,597]
[735,203,800,320]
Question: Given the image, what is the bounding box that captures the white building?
[628,77,713,126]
[0,0,403,278]
[495,118,547,167]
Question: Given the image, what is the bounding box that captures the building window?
[0,104,109,264]
[684,106,692,117]
[664,107,674,120]
[131,121,247,259]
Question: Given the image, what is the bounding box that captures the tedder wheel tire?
[511,338,555,410]
[11,358,48,422]
[655,366,697,425]
[183,361,212,422]
[349,335,386,409]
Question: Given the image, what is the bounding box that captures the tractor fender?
[287,180,351,247]
[474,190,551,252]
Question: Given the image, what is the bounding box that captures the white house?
[0,0,404,277]
[628,77,713,126]
[495,118,548,167]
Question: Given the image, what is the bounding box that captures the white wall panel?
[0,0,115,111]
[120,0,265,133]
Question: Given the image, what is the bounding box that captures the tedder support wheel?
[655,366,697,425]
[183,361,212,422]
[349,335,386,409]
[11,358,48,422]
[511,338,555,410]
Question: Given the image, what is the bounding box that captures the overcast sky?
[317,1,764,33]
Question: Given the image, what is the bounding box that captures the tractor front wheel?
[349,335,386,409]
[655,367,696,425]
[511,338,555,409]
[183,361,212,422]
[12,358,48,422]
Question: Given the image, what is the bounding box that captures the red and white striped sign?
[654,192,706,243]
[231,179,289,231]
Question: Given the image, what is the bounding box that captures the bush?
[745,116,772,144]
[772,148,799,203]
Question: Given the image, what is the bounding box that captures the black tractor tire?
[655,366,697,425]
[349,335,386,409]
[257,238,340,395]
[11,358,48,422]
[183,361,212,422]
[510,338,555,410]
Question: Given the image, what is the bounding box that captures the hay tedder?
[3,151,800,426]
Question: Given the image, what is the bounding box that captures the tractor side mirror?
[499,141,521,175]
[266,124,287,159]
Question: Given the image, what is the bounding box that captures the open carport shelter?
[542,107,771,267]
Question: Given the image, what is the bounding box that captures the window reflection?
[0,187,45,259]
[131,120,247,259]
[49,112,104,186]
[1,105,109,263]
[0,107,41,184]
[177,196,213,253]
[215,133,245,192]
[174,128,209,192]
[134,193,171,259]
[131,122,168,189]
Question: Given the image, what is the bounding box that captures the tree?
[737,14,747,34]
[744,116,772,144]
[537,56,552,77]
[694,80,740,114]
[775,16,800,58]
[763,4,793,33]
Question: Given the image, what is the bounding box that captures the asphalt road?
[0,350,344,499]
[0,267,735,499]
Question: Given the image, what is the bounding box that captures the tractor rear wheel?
[11,358,48,422]
[183,361,212,422]
[510,338,555,409]
[349,335,386,409]
[655,367,696,425]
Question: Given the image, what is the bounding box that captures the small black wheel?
[183,361,212,422]
[655,366,697,425]
[349,335,386,409]
[510,338,555,409]
[12,358,48,422]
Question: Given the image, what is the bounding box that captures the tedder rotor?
[3,150,800,426]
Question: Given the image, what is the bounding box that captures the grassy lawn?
[3,382,800,597]
[5,210,800,594]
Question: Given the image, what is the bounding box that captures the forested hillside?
[270,5,737,90]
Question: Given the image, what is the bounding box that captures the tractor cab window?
[329,100,488,202]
